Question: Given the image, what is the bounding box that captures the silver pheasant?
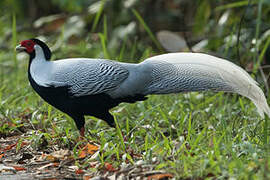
[16,38,270,136]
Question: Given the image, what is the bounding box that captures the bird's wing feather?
[50,59,129,96]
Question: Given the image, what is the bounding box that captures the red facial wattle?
[20,40,35,53]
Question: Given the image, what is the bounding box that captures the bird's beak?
[15,45,26,52]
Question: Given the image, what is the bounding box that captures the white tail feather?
[142,53,270,118]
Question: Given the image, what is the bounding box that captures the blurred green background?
[1,0,269,64]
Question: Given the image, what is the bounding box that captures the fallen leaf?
[46,154,57,162]
[1,141,29,153]
[104,162,116,172]
[85,143,99,154]
[83,175,92,180]
[3,143,17,151]
[79,150,87,158]
[76,169,85,174]
[78,143,99,158]
[20,141,29,148]
[147,173,173,180]
[12,166,26,171]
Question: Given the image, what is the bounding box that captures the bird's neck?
[29,51,49,73]
[28,52,52,87]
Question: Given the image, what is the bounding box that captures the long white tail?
[142,53,270,118]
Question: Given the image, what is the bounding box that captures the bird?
[16,38,270,137]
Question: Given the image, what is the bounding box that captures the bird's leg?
[105,117,116,128]
[77,127,86,142]
[71,114,85,138]
[80,127,85,137]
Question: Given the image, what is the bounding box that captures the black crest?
[31,38,52,60]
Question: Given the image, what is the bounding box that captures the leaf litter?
[0,132,174,179]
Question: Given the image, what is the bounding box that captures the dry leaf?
[78,143,99,158]
[46,154,57,162]
[20,141,29,148]
[1,141,28,153]
[85,143,99,154]
[105,162,116,172]
[3,143,17,151]
[79,150,87,158]
[147,173,173,180]
[83,175,92,180]
[75,169,85,174]
[12,166,26,171]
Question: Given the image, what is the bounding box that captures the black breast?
[27,65,147,128]
[28,70,119,116]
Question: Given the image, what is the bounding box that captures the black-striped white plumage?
[16,38,270,136]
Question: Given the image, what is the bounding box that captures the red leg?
[80,127,85,137]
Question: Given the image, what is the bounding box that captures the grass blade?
[130,38,137,60]
[12,12,18,69]
[98,33,110,59]
[263,116,268,145]
[132,9,163,52]
[91,0,104,32]
[215,0,258,11]
[103,15,108,42]
[254,0,263,63]
[114,116,125,150]
[118,37,126,61]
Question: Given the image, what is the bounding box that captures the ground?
[1,91,270,179]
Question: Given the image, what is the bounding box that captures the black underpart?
[28,63,147,130]
[27,39,147,131]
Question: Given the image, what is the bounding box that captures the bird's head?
[16,38,51,60]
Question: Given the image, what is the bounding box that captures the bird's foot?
[77,127,86,142]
